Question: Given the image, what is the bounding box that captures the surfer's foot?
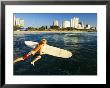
[13,57,24,64]
[31,62,35,66]
[30,56,41,66]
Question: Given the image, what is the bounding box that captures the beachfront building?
[71,17,79,28]
[14,15,25,27]
[91,27,96,30]
[77,22,84,29]
[62,20,70,28]
[15,18,21,26]
[53,20,59,26]
[82,24,84,29]
[77,24,82,29]
[81,21,84,29]
[78,24,84,29]
[85,24,91,29]
[20,20,25,27]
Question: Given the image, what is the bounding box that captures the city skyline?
[14,13,97,28]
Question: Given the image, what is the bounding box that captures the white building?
[77,22,84,29]
[62,20,70,28]
[81,21,84,29]
[71,17,79,28]
[91,27,96,30]
[15,18,21,26]
[53,20,58,26]
[86,24,91,29]
[20,20,25,27]
[77,24,82,29]
[14,15,25,27]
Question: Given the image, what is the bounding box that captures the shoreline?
[14,31,96,34]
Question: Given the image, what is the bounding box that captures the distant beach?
[14,30,96,34]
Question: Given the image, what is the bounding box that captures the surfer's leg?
[13,57,24,64]
[31,56,41,66]
[13,52,32,64]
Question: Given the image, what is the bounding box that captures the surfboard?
[24,41,72,58]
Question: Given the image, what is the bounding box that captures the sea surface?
[14,32,97,75]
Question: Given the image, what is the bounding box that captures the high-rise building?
[71,17,79,28]
[20,20,25,27]
[53,20,58,26]
[86,24,91,29]
[13,15,25,27]
[77,24,82,29]
[81,21,84,29]
[77,22,84,29]
[62,20,70,28]
[82,25,84,29]
[15,18,21,26]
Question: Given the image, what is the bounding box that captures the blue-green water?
[14,32,97,75]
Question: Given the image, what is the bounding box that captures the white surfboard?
[24,41,72,58]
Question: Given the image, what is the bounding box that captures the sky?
[14,13,97,28]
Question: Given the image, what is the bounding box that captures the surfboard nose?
[60,50,72,58]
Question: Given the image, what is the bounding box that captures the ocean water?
[13,32,97,75]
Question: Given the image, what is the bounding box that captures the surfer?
[13,39,47,65]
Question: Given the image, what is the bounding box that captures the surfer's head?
[39,39,47,45]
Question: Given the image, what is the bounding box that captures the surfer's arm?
[19,45,41,60]
[31,45,41,55]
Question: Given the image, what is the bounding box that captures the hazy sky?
[14,13,97,28]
